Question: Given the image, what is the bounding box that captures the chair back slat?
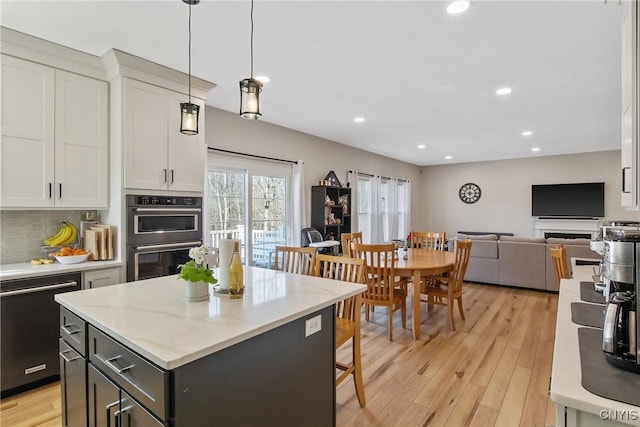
[450,238,472,296]
[341,231,363,258]
[314,254,365,320]
[353,243,396,303]
[550,244,570,283]
[411,231,447,251]
[274,246,317,275]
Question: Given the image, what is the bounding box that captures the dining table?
[395,248,457,339]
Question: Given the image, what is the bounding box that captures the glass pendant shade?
[180,102,200,135]
[239,78,263,120]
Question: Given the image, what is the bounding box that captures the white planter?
[185,281,210,302]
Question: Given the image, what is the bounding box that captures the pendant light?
[180,0,200,135]
[239,0,263,120]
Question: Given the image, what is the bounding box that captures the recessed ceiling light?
[521,130,533,136]
[496,87,512,96]
[417,144,426,149]
[446,0,470,14]
[353,117,365,123]
[445,155,453,160]
[255,75,270,84]
[531,147,540,152]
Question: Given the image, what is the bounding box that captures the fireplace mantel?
[533,218,599,239]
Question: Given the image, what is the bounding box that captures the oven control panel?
[129,195,201,207]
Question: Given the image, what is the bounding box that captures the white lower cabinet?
[123,78,205,193]
[83,268,121,289]
[0,55,108,208]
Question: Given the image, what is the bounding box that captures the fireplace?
[533,218,599,239]
[544,232,592,239]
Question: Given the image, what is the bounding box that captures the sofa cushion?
[498,239,547,290]
[500,235,546,244]
[546,237,592,246]
[457,234,498,259]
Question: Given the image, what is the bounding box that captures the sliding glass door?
[207,156,291,268]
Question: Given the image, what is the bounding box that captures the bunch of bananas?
[43,221,78,247]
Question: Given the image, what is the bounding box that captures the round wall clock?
[459,183,481,204]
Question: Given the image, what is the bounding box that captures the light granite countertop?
[0,260,122,281]
[55,266,366,370]
[550,261,639,424]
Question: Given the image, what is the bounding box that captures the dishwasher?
[1,272,81,397]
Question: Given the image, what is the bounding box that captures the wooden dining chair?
[550,244,570,285]
[341,231,363,257]
[314,254,366,407]
[420,238,472,331]
[411,231,447,251]
[273,246,317,275]
[353,242,406,341]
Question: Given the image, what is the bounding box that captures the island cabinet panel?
[172,306,336,427]
[88,326,170,421]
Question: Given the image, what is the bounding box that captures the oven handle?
[0,281,78,297]
[135,241,202,251]
[132,208,201,213]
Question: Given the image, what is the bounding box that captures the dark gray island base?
[65,305,334,427]
[172,306,334,426]
[56,268,366,427]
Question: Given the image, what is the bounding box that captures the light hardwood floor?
[0,281,558,427]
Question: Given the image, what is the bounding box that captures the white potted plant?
[178,246,218,301]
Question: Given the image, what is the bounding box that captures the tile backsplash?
[0,210,83,264]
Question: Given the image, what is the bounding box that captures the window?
[352,172,410,243]
[207,154,293,268]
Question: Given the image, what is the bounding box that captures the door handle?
[59,183,62,199]
[104,355,135,375]
[0,281,78,297]
[106,400,119,427]
[49,183,52,199]
[622,167,631,193]
[163,169,167,183]
[61,323,82,335]
[171,169,174,183]
[59,349,81,362]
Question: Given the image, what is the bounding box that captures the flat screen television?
[531,182,605,218]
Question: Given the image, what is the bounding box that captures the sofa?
[450,234,600,292]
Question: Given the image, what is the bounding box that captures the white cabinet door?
[55,70,109,208]
[124,78,168,191]
[83,267,121,289]
[621,1,639,208]
[1,55,55,207]
[124,78,204,193]
[167,92,205,192]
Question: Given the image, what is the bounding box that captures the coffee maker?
[602,227,640,373]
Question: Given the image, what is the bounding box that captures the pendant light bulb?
[239,0,262,120]
[180,0,200,135]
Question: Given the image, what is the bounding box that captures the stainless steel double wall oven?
[126,195,203,282]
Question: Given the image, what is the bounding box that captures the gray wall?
[206,107,640,239]
[416,150,640,237]
[205,106,423,228]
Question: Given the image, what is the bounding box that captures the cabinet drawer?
[60,307,86,357]
[88,326,169,420]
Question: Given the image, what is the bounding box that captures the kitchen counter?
[0,260,122,280]
[56,266,366,370]
[550,261,640,426]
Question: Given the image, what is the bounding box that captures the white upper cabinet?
[621,1,639,208]
[1,55,108,208]
[1,55,55,207]
[55,70,109,208]
[123,78,205,193]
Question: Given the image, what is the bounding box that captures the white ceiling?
[0,0,622,166]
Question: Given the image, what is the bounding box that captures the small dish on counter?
[55,254,89,264]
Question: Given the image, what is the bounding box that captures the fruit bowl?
[55,254,89,264]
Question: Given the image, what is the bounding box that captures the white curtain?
[291,160,305,246]
[401,180,411,240]
[385,177,399,241]
[347,171,358,234]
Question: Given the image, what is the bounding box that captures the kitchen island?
[550,261,640,426]
[55,266,366,427]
